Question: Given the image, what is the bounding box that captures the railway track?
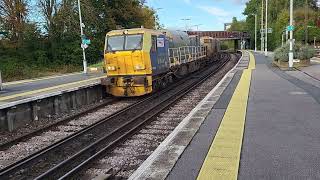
[0,98,118,149]
[0,53,233,179]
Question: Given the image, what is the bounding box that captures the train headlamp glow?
[134,65,145,70]
[107,66,116,71]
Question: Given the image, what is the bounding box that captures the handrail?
[168,45,206,66]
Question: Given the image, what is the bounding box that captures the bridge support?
[234,40,239,51]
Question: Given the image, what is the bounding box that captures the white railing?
[169,46,207,67]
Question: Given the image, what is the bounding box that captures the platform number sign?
[287,25,295,31]
[157,38,165,48]
[81,35,91,49]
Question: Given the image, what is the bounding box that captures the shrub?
[274,43,314,62]
[297,46,315,60]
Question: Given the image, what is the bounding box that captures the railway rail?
[0,98,118,149]
[0,53,234,179]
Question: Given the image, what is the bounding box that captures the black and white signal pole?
[289,0,294,68]
[78,0,88,74]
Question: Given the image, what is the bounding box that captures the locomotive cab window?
[125,35,143,50]
[106,34,143,52]
[107,35,124,51]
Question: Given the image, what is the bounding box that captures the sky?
[146,0,248,31]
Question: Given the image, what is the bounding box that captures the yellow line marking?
[3,72,85,86]
[0,75,107,101]
[248,51,256,70]
[197,51,255,180]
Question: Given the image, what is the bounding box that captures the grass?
[89,61,104,68]
[2,65,82,82]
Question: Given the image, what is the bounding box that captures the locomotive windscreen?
[105,34,143,52]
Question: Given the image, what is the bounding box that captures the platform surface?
[0,72,106,109]
[164,52,320,180]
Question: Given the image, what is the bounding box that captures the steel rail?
[0,97,118,150]
[0,54,228,179]
[0,80,182,178]
[38,54,232,180]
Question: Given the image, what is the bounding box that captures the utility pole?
[261,0,264,52]
[264,0,268,56]
[304,0,308,45]
[78,0,87,74]
[255,14,257,52]
[282,31,284,47]
[181,18,191,32]
[289,0,294,68]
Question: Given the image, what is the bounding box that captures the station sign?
[260,28,272,33]
[82,38,91,45]
[81,43,88,49]
[287,25,295,31]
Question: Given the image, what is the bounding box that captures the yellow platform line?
[0,75,107,102]
[197,51,255,180]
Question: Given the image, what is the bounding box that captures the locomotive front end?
[104,29,153,97]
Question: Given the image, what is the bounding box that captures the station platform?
[129,51,320,179]
[0,72,106,109]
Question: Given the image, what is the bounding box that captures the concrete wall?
[0,85,107,132]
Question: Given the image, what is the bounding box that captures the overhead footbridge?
[188,31,251,50]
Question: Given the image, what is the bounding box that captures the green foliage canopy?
[0,0,157,81]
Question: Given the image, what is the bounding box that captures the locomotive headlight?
[134,65,145,70]
[107,66,116,71]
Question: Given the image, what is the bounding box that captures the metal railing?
[169,46,207,67]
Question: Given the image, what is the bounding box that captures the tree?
[0,0,28,43]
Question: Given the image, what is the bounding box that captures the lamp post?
[264,0,268,56]
[77,0,87,74]
[289,0,294,68]
[181,18,191,31]
[255,14,257,52]
[261,0,264,52]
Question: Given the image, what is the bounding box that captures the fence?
[169,46,207,67]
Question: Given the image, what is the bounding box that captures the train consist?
[102,28,220,97]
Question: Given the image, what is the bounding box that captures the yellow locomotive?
[102,28,219,97]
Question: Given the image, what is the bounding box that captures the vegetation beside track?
[228,0,320,51]
[0,0,157,82]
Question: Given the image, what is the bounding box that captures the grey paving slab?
[239,53,320,180]
[299,64,320,80]
[286,71,320,89]
[213,71,242,109]
[167,69,243,180]
[166,109,225,180]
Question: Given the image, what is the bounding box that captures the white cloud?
[198,6,230,17]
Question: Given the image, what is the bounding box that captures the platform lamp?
[77,0,87,74]
[288,0,294,68]
[264,0,268,56]
[254,14,257,52]
[181,18,191,32]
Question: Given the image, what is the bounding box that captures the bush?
[297,46,315,60]
[274,43,314,62]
